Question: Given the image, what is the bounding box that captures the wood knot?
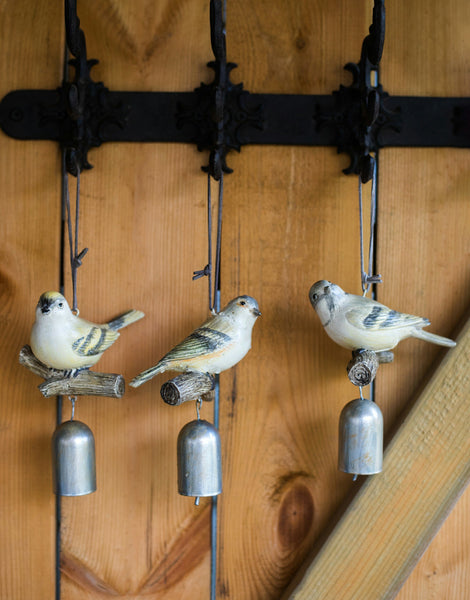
[295,35,307,50]
[277,482,314,549]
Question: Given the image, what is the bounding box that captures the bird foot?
[54,367,89,379]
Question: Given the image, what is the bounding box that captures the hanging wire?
[209,172,223,600]
[193,170,224,600]
[193,171,224,314]
[193,2,228,596]
[193,172,213,309]
[69,396,77,420]
[63,161,88,313]
[213,173,223,314]
[358,157,382,296]
[192,145,224,600]
[196,397,202,421]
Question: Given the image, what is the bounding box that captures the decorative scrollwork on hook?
[176,0,263,179]
[54,0,130,176]
[2,0,469,167]
[315,0,401,183]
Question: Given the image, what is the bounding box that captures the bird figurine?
[30,291,145,373]
[130,295,261,388]
[309,280,456,352]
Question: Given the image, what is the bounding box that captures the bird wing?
[130,315,236,387]
[345,295,429,332]
[72,324,120,356]
[160,321,233,365]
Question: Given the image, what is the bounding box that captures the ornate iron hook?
[176,0,263,179]
[316,0,400,183]
[1,0,468,171]
[204,0,229,180]
[61,0,128,176]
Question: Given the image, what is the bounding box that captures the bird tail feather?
[107,309,145,331]
[413,328,456,348]
[129,363,165,388]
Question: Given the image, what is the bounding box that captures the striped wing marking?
[72,326,120,356]
[345,297,429,332]
[160,326,232,365]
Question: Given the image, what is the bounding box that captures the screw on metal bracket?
[176,0,263,179]
[315,0,401,182]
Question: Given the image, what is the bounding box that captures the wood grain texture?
[0,2,64,599]
[378,1,470,596]
[58,2,214,598]
[0,0,469,599]
[284,318,470,599]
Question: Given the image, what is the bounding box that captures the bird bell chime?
[52,418,96,496]
[177,418,222,505]
[338,397,383,478]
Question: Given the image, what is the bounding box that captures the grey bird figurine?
[309,280,456,352]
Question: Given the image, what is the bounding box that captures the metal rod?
[73,168,80,311]
[211,375,220,600]
[370,151,380,405]
[210,176,222,599]
[213,172,223,311]
[55,35,71,600]
[207,173,213,310]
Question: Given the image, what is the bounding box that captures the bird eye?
[312,293,318,301]
[58,302,64,309]
[240,300,246,306]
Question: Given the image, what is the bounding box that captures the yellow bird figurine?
[130,295,261,388]
[30,291,144,373]
[309,280,456,352]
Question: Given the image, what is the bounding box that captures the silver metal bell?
[52,420,97,496]
[177,419,222,504]
[338,398,383,477]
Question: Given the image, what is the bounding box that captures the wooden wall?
[0,1,469,599]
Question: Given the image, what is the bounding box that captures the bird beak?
[39,299,52,314]
[252,308,262,317]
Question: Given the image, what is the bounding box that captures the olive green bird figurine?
[130,295,261,388]
[30,291,144,373]
[309,280,456,352]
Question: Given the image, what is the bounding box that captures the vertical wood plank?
[378,0,470,595]
[218,2,372,597]
[58,2,214,598]
[0,2,64,598]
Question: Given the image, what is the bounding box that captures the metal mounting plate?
[2,90,468,145]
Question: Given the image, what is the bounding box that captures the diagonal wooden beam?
[284,317,470,600]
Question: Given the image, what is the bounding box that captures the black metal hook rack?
[0,0,469,181]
